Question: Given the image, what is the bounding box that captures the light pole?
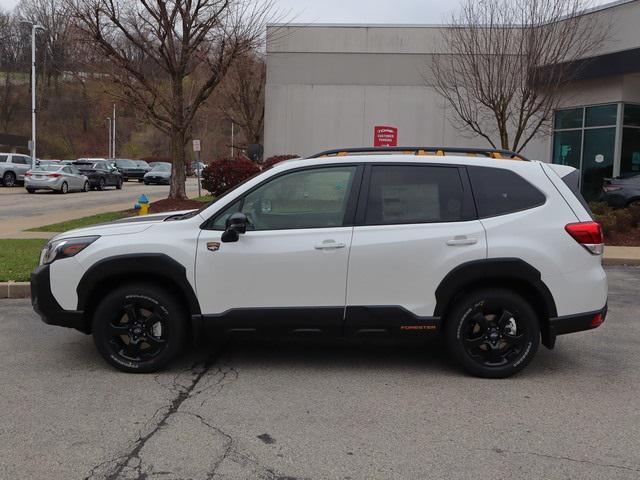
[22,22,45,170]
[106,118,112,158]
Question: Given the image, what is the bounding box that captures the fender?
[434,258,557,320]
[76,253,201,315]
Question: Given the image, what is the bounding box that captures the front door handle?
[314,240,346,250]
[446,236,478,246]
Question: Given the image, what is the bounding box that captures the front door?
[196,165,361,335]
[345,164,486,335]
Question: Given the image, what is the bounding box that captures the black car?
[113,159,148,182]
[74,160,123,190]
[601,174,640,208]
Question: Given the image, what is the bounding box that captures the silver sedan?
[24,165,90,194]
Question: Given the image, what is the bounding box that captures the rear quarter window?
[560,169,593,216]
[468,166,546,218]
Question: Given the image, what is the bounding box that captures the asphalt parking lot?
[1,266,639,480]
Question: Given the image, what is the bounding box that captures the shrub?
[262,154,299,169]
[590,202,640,237]
[201,156,261,196]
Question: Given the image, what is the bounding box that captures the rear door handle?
[314,241,346,250]
[446,236,478,246]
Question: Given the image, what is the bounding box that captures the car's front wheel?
[445,288,539,378]
[82,181,89,192]
[116,178,123,190]
[97,178,106,191]
[3,172,16,187]
[92,284,188,373]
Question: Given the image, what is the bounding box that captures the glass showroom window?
[552,104,618,200]
[621,104,640,178]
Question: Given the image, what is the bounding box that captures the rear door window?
[363,165,466,225]
[468,166,546,218]
[12,156,28,165]
[0,155,7,163]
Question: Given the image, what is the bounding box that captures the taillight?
[565,222,604,255]
[24,172,32,177]
[48,173,61,177]
[590,313,604,328]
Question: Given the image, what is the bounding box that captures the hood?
[145,170,171,177]
[50,210,196,241]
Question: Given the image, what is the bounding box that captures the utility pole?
[22,22,45,169]
[112,104,116,159]
[231,121,234,157]
[106,117,112,158]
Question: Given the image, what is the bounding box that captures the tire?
[116,178,123,190]
[59,181,68,194]
[82,181,89,192]
[3,172,16,187]
[97,178,106,191]
[138,179,143,183]
[26,188,35,194]
[445,288,540,379]
[144,181,149,185]
[92,283,188,373]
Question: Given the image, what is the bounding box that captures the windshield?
[116,160,136,168]
[34,166,61,172]
[152,164,171,172]
[135,161,150,168]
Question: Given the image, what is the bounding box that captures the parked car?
[74,160,123,190]
[190,161,205,176]
[134,160,152,173]
[31,146,607,378]
[0,153,33,187]
[601,174,640,208]
[143,162,171,185]
[24,165,90,194]
[113,159,149,182]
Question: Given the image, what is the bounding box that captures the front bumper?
[548,304,608,336]
[144,176,170,184]
[31,265,89,333]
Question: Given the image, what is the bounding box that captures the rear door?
[10,155,31,180]
[345,163,486,334]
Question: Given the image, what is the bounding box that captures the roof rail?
[308,146,531,161]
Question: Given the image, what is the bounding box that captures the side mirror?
[221,212,248,243]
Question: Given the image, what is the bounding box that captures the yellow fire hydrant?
[135,194,150,216]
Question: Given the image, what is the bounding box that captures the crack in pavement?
[84,346,229,480]
[482,447,640,474]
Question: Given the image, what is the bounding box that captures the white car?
[31,147,608,378]
[0,153,33,187]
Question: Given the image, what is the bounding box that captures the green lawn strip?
[0,239,47,282]
[193,195,214,202]
[27,211,127,233]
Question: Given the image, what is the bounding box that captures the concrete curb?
[0,282,31,299]
[602,258,640,266]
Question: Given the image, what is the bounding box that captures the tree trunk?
[169,126,187,200]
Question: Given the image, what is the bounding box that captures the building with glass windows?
[265,0,640,199]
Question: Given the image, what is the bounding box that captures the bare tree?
[428,0,610,153]
[17,0,73,87]
[0,10,24,133]
[69,0,276,199]
[221,52,265,147]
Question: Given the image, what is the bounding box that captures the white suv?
[31,147,608,378]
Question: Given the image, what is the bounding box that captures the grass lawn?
[194,195,214,202]
[28,211,127,233]
[0,239,47,282]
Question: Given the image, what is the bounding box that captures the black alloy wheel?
[116,178,123,190]
[97,178,106,191]
[446,288,539,378]
[92,284,187,373]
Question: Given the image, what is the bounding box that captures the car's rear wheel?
[26,188,35,194]
[138,179,143,183]
[59,181,68,194]
[445,288,539,378]
[97,178,106,191]
[3,172,16,187]
[82,181,90,192]
[92,284,187,373]
[116,178,123,190]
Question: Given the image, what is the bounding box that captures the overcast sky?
[0,0,615,23]
[0,0,467,23]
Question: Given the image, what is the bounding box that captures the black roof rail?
[308,146,531,161]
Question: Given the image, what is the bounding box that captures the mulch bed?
[605,229,640,247]
[123,197,207,216]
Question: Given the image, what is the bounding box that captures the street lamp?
[106,118,112,158]
[21,21,45,170]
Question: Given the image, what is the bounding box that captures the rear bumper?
[30,265,88,334]
[548,304,607,336]
[24,178,63,190]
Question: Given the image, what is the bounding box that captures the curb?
[0,282,31,299]
[602,258,640,267]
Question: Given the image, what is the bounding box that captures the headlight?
[40,236,100,265]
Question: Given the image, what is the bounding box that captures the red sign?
[374,126,398,147]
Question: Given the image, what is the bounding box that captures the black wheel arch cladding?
[77,253,201,316]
